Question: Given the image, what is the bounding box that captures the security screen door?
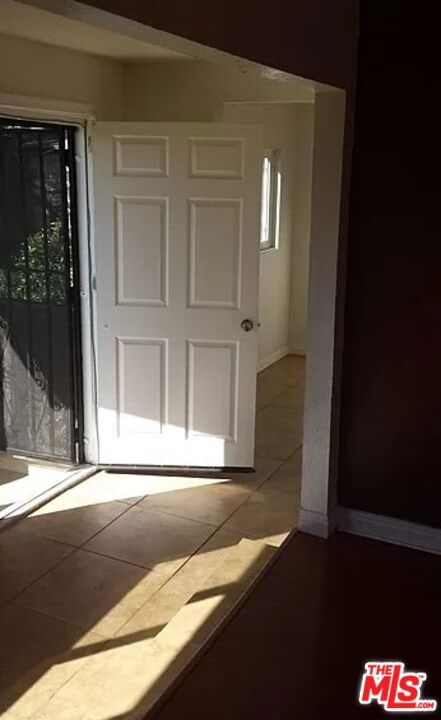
[0,118,82,462]
[93,122,262,467]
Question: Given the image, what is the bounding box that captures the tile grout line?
[0,606,112,719]
[7,501,137,607]
[112,455,289,637]
[123,504,223,530]
[3,598,110,639]
[11,492,173,585]
[64,453,290,577]
[5,543,78,607]
[6,440,299,613]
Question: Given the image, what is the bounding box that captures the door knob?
[241,319,254,332]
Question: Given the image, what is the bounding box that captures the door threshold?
[99,464,255,475]
[0,464,97,530]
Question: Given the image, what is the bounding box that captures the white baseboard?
[289,347,306,357]
[258,346,290,372]
[299,507,336,539]
[337,507,441,556]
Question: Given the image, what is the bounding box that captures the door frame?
[40,4,346,539]
[0,92,97,465]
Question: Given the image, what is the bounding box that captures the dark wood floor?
[150,532,441,720]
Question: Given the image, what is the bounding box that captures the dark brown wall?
[339,1,441,527]
[80,0,358,91]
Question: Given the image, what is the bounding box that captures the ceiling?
[0,0,191,61]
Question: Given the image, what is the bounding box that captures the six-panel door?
[93,122,262,467]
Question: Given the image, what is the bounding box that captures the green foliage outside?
[0,220,66,304]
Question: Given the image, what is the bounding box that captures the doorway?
[0,3,346,536]
[0,119,83,466]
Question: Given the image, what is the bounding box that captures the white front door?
[92,122,262,467]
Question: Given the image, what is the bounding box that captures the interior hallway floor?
[0,354,305,720]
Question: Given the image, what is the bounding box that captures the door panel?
[188,340,238,440]
[117,337,166,436]
[93,123,261,467]
[189,198,241,308]
[115,196,168,306]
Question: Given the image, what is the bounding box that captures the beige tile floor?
[0,354,305,720]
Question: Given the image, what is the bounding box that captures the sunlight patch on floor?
[30,472,231,515]
[0,454,73,518]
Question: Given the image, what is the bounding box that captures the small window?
[260,149,281,251]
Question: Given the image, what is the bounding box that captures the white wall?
[222,102,313,366]
[223,102,314,363]
[0,33,123,119]
[122,59,313,122]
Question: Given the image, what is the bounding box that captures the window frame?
[260,148,281,252]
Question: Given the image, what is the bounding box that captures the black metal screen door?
[0,119,82,463]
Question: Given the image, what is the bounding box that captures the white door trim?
[298,90,346,537]
[298,507,336,539]
[0,91,94,125]
[76,125,100,465]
